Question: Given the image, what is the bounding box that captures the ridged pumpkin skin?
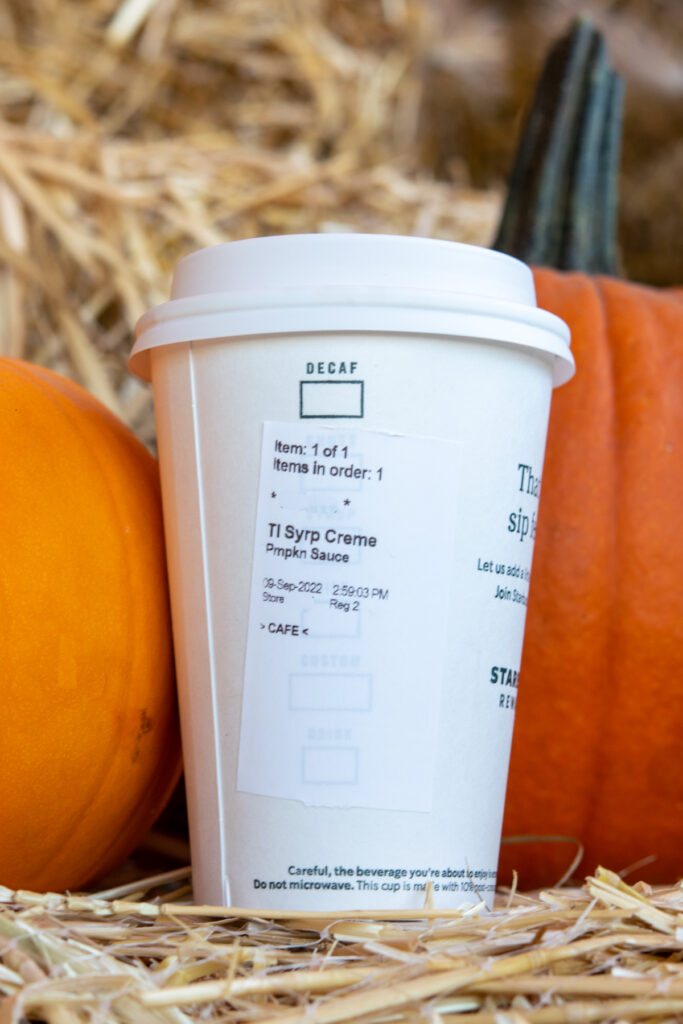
[0,358,181,891]
[499,270,683,887]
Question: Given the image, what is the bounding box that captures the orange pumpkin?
[499,271,683,887]
[0,357,181,891]
[495,21,683,885]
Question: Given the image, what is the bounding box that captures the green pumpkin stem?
[492,18,624,275]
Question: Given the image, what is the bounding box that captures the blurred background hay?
[0,0,681,449]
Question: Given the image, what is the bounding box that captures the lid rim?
[129,303,575,387]
[136,286,570,344]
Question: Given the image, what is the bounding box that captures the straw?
[0,0,503,446]
[1,868,682,1024]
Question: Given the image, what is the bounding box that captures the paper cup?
[130,234,573,910]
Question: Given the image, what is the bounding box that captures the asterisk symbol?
[271,491,277,498]
[343,498,350,506]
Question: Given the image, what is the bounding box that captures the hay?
[1,0,682,445]
[1,868,683,1024]
[0,0,502,447]
[0,122,498,442]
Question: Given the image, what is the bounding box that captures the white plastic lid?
[129,234,574,384]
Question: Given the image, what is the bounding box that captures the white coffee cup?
[130,234,573,910]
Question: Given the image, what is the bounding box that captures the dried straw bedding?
[1,869,683,1024]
